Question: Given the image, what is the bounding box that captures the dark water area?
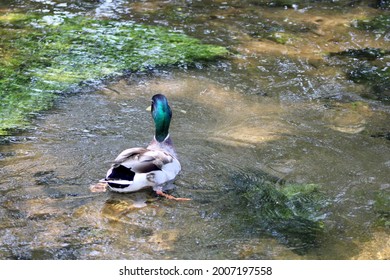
[0,0,389,259]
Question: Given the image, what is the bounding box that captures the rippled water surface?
[1,0,389,259]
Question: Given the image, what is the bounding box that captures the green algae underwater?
[0,13,228,135]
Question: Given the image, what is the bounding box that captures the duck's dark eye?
[151,101,155,112]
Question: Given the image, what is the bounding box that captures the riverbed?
[0,0,389,259]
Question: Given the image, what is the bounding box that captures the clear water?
[0,0,389,259]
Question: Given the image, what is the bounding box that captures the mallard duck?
[99,94,190,201]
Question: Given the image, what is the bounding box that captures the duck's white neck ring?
[154,134,170,143]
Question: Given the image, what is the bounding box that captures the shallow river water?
[0,0,389,259]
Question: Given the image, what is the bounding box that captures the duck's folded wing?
[108,148,174,178]
[113,148,151,166]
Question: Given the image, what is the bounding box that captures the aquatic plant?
[230,173,327,254]
[351,15,390,98]
[329,48,390,61]
[355,15,390,33]
[373,190,390,229]
[328,48,390,102]
[267,32,291,44]
[348,62,390,101]
[0,13,228,135]
[250,0,308,8]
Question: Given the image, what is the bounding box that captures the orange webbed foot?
[156,190,192,201]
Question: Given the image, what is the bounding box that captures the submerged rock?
[352,231,390,260]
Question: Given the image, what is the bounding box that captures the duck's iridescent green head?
[151,94,172,142]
